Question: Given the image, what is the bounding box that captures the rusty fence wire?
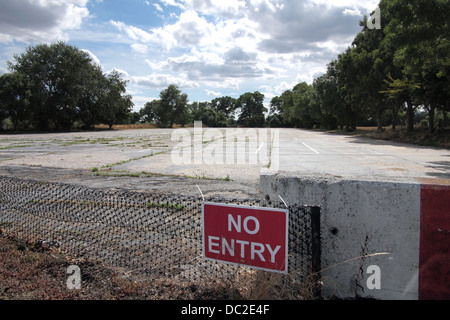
[0,176,320,284]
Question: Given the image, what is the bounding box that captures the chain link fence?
[0,176,320,286]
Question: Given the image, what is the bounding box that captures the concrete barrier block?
[260,173,436,300]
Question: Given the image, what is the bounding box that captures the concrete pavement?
[1,128,449,184]
[275,129,450,183]
[1,127,450,300]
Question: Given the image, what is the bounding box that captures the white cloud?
[131,95,158,109]
[81,49,102,67]
[343,8,363,17]
[110,19,177,51]
[204,78,241,90]
[0,0,381,107]
[108,68,131,78]
[144,59,165,70]
[107,0,375,96]
[181,0,247,18]
[131,43,149,54]
[0,0,90,44]
[133,73,200,89]
[159,0,182,7]
[307,0,379,13]
[153,3,164,12]
[206,89,222,97]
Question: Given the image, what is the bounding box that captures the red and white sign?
[202,202,289,274]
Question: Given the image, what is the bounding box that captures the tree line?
[139,87,267,128]
[268,0,450,133]
[0,42,133,131]
[1,0,449,133]
[0,40,269,131]
[142,0,449,133]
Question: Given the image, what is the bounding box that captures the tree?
[350,10,398,132]
[270,90,295,127]
[381,73,421,132]
[0,100,6,129]
[0,72,31,130]
[157,84,188,128]
[188,101,228,127]
[313,61,342,130]
[8,42,101,130]
[382,0,450,133]
[237,91,266,127]
[129,111,141,124]
[140,100,159,124]
[290,82,318,129]
[336,47,368,131]
[268,96,286,127]
[97,70,134,129]
[211,96,238,125]
[5,41,128,131]
[75,63,108,130]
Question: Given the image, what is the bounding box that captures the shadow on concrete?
[332,134,450,179]
[425,161,450,179]
[342,133,445,150]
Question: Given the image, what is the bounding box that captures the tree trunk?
[406,100,415,133]
[428,105,435,134]
[443,111,448,132]
[377,108,383,132]
[392,105,400,131]
[350,111,357,131]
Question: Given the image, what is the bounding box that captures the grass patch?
[0,145,33,150]
[186,173,232,181]
[92,170,143,178]
[146,202,186,211]
[90,169,232,182]
[62,139,91,146]
[101,152,167,169]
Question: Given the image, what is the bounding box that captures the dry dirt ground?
[0,233,315,301]
[0,233,246,300]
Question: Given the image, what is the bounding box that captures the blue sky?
[0,0,380,111]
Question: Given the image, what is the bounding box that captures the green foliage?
[237,91,266,127]
[270,83,318,129]
[147,84,189,128]
[1,42,132,131]
[8,3,446,134]
[381,0,450,132]
[0,72,31,130]
[313,61,341,130]
[190,102,229,127]
[270,0,449,133]
[97,70,134,129]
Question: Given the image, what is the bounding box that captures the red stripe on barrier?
[420,184,450,300]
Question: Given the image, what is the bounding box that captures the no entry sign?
[202,202,289,274]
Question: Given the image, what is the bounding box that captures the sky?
[0,0,380,111]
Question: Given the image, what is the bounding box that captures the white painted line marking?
[302,142,320,154]
[255,142,265,154]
